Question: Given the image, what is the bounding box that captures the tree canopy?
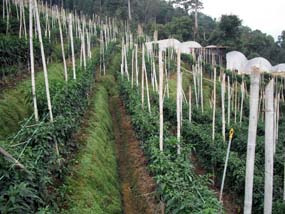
[45,0,285,64]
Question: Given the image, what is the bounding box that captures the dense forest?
[44,0,285,65]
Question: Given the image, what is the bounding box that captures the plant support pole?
[159,50,164,152]
[244,68,261,214]
[29,0,39,122]
[264,79,274,214]
[219,128,234,203]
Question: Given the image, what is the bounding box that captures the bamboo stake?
[57,7,67,82]
[219,128,234,203]
[121,41,124,77]
[34,0,53,122]
[29,0,38,122]
[141,45,145,109]
[82,21,86,70]
[131,49,134,88]
[19,1,22,38]
[177,49,182,155]
[124,45,129,80]
[193,65,198,108]
[189,86,192,123]
[221,74,226,142]
[0,147,27,171]
[135,44,139,86]
[244,68,261,214]
[22,1,27,39]
[264,79,274,214]
[153,55,158,93]
[234,81,238,123]
[212,67,216,141]
[200,59,204,113]
[227,76,231,126]
[144,62,151,113]
[69,14,76,79]
[240,81,245,124]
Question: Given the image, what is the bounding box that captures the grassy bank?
[0,63,65,139]
[62,83,122,214]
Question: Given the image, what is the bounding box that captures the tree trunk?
[264,79,274,214]
[244,68,261,214]
[128,0,132,21]
[194,0,198,41]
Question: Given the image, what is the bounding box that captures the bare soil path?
[110,96,160,214]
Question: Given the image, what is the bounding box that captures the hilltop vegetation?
[45,0,285,64]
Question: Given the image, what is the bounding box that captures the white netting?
[226,51,248,73]
[243,57,272,74]
[146,38,181,52]
[272,64,285,72]
[179,41,202,54]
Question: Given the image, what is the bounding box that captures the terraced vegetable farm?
[1,0,285,214]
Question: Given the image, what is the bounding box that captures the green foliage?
[0,44,110,213]
[0,63,68,140]
[118,77,222,213]
[0,35,51,77]
[160,82,285,213]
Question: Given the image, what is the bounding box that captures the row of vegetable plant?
[118,74,222,213]
[157,75,285,213]
[0,42,115,213]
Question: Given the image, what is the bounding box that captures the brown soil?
[110,96,161,214]
[191,155,242,214]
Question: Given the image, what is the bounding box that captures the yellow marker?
[229,128,234,140]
